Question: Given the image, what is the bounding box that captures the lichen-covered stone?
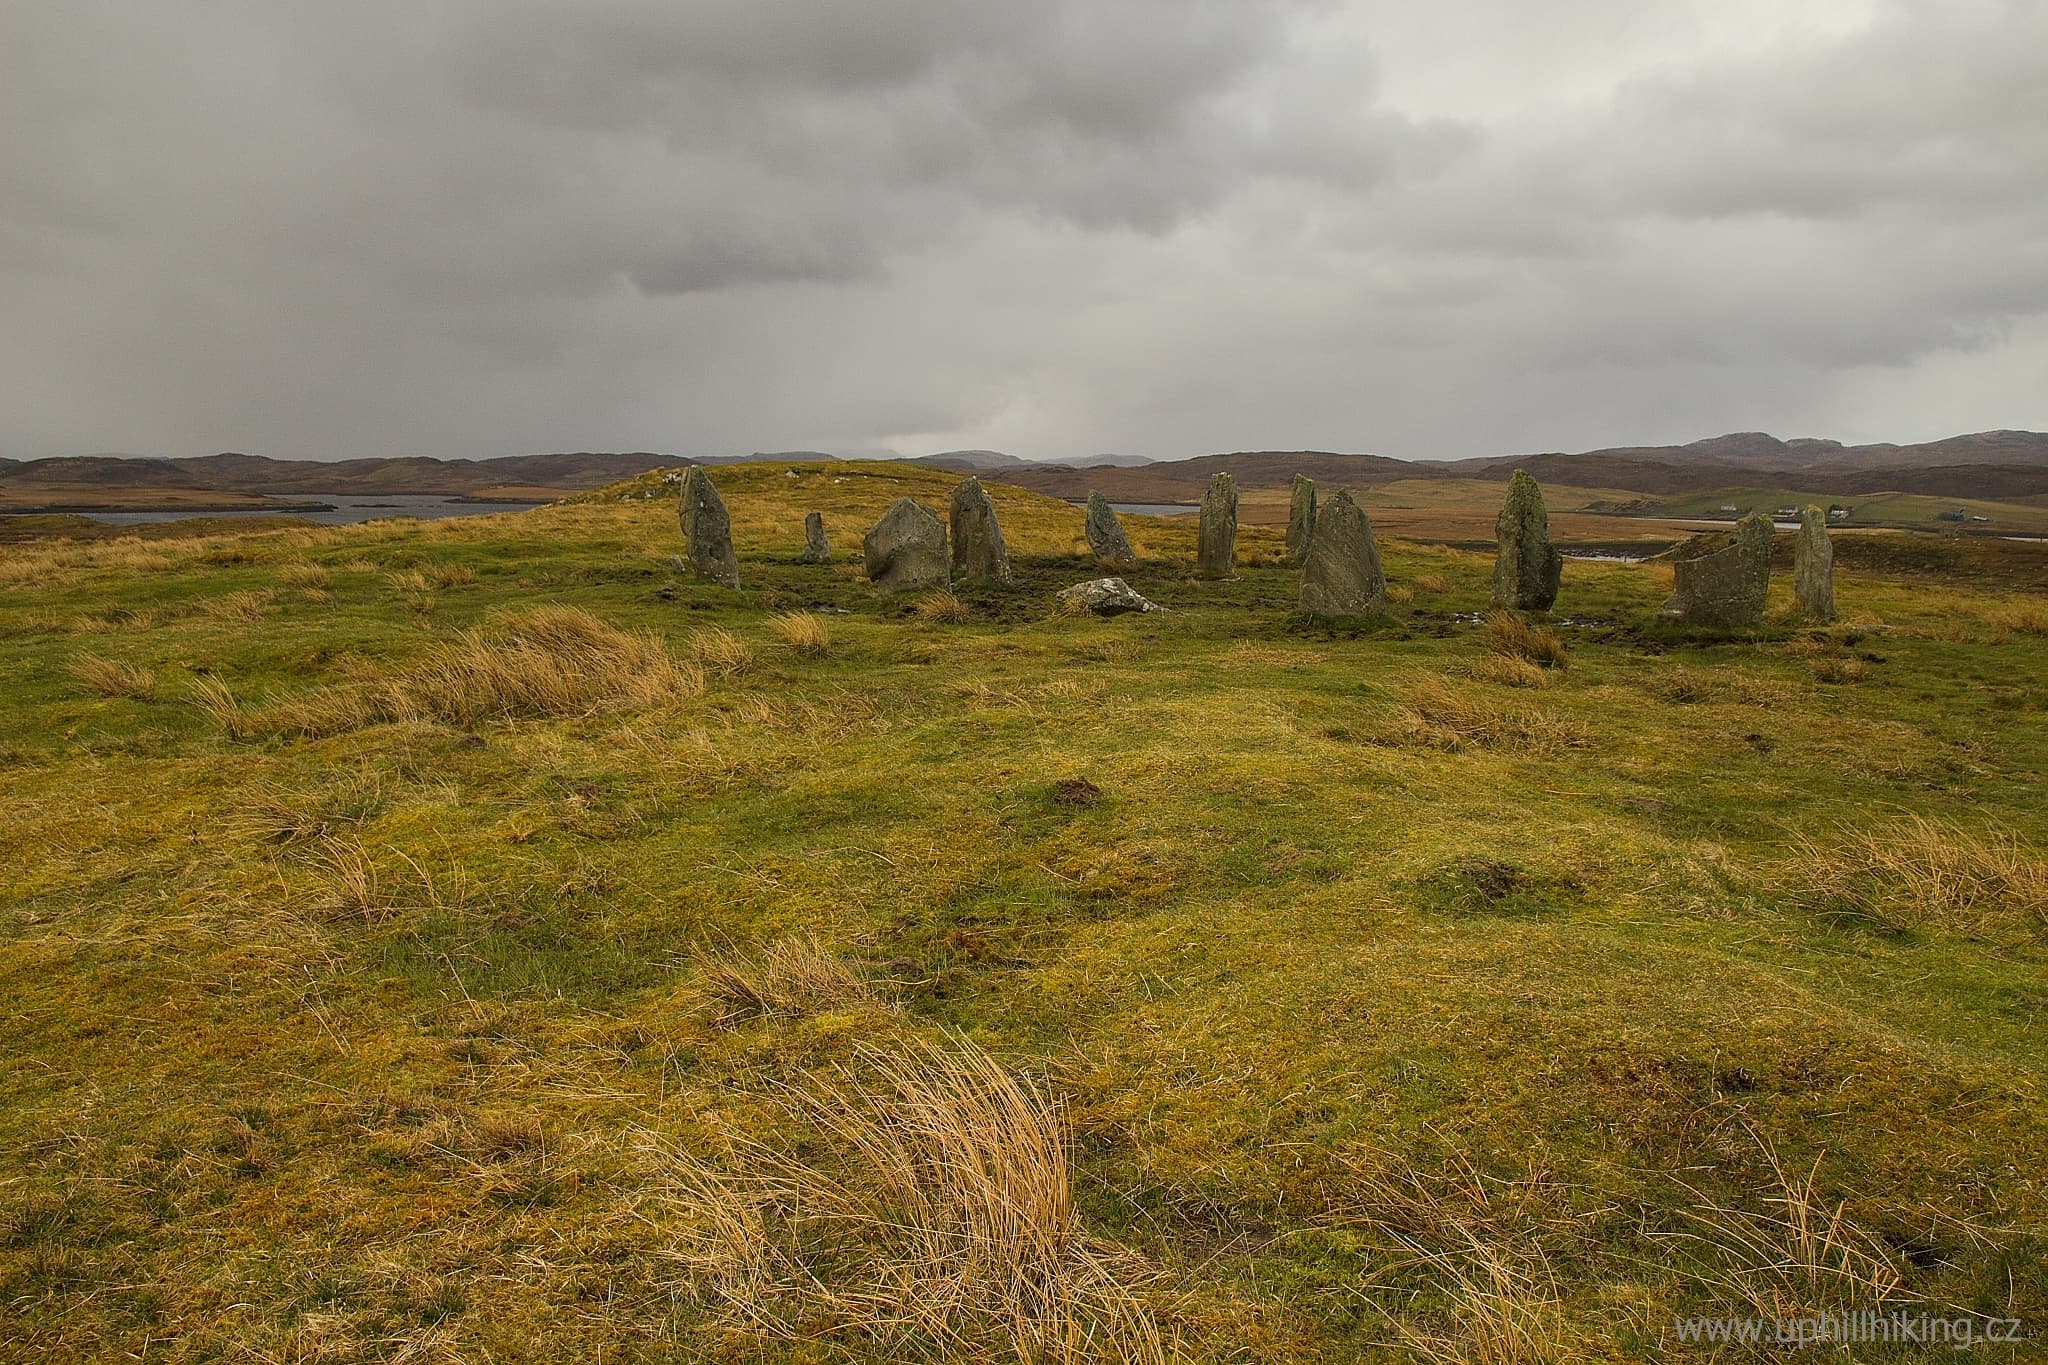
[1084,492,1136,563]
[862,498,950,592]
[948,476,1012,582]
[1286,475,1318,564]
[1661,512,1773,626]
[677,467,739,588]
[1057,577,1160,616]
[801,511,830,564]
[1794,505,1835,621]
[1491,469,1563,611]
[1298,490,1385,618]
[1197,472,1237,576]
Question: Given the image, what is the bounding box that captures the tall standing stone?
[1298,491,1385,618]
[1491,469,1563,611]
[1661,512,1773,626]
[1084,492,1136,564]
[800,511,830,564]
[1197,472,1238,577]
[677,467,739,588]
[948,476,1013,582]
[1794,505,1835,621]
[1286,475,1318,563]
[863,498,950,592]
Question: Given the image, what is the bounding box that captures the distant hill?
[3,430,2043,504]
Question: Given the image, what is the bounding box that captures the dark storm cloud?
[0,0,2041,461]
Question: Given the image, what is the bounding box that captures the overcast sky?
[3,0,2043,463]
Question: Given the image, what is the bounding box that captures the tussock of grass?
[190,606,703,738]
[912,589,969,623]
[1335,1149,1574,1365]
[1414,573,1452,593]
[67,653,156,700]
[1484,612,1567,669]
[278,561,329,589]
[1788,814,2047,940]
[1809,654,1866,683]
[1385,584,1415,605]
[690,625,755,675]
[398,608,703,725]
[198,589,272,622]
[1399,676,1591,755]
[697,934,880,1026]
[1665,1132,1908,1321]
[1463,654,1550,689]
[768,611,832,656]
[655,1033,1162,1364]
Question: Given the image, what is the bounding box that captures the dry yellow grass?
[66,653,156,700]
[689,625,756,675]
[913,589,970,623]
[1400,676,1591,755]
[1666,1131,1907,1321]
[768,611,833,656]
[189,606,704,737]
[1787,814,2048,940]
[654,1033,1162,1364]
[1483,612,1568,669]
[1464,654,1550,690]
[279,560,330,589]
[696,934,880,1026]
[198,589,272,622]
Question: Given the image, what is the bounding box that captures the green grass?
[3,460,2047,1361]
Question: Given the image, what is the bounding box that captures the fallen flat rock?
[1298,489,1385,618]
[1057,577,1161,616]
[1084,491,1136,564]
[677,467,740,588]
[863,497,950,592]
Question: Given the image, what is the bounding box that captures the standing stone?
[1794,504,1835,621]
[801,511,830,564]
[1286,475,1318,564]
[948,476,1013,582]
[1298,490,1386,618]
[1660,512,1773,626]
[1491,469,1564,611]
[677,467,739,588]
[863,498,950,592]
[1084,492,1136,564]
[1197,472,1238,577]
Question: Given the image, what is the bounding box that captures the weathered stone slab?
[1286,475,1318,564]
[1057,577,1161,616]
[677,467,739,588]
[1084,492,1136,564]
[1491,468,1563,611]
[1660,512,1773,626]
[863,498,950,592]
[1298,490,1385,618]
[1794,505,1835,621]
[801,511,830,564]
[948,476,1013,582]
[1197,472,1237,576]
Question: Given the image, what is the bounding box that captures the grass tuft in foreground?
[655,1033,1163,1364]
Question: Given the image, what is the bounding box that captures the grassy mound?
[2,461,2046,1360]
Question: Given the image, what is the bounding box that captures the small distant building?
[1937,508,1967,523]
[1827,505,1851,522]
[1717,503,1740,514]
[1774,505,1799,519]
